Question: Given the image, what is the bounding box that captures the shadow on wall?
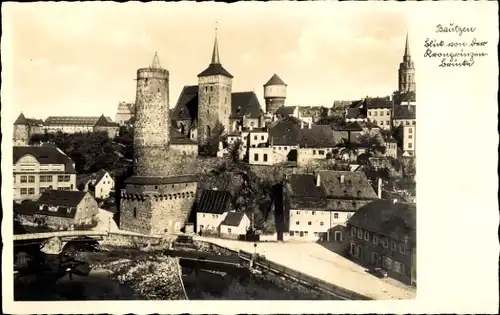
[113,166,134,228]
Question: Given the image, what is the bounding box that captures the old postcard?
[1,1,498,314]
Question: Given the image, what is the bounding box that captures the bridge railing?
[13,230,109,241]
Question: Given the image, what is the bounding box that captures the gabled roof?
[220,211,246,227]
[274,106,295,117]
[197,190,232,214]
[342,121,364,131]
[264,74,287,86]
[171,85,199,122]
[45,116,113,126]
[268,120,301,146]
[365,97,393,109]
[37,190,88,207]
[13,146,77,173]
[287,174,325,198]
[315,170,378,200]
[170,128,197,145]
[348,199,416,243]
[299,125,336,148]
[393,105,416,120]
[94,114,118,127]
[345,108,366,120]
[231,91,263,119]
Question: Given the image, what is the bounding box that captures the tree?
[199,121,225,157]
[316,115,345,128]
[357,133,386,156]
[392,124,404,148]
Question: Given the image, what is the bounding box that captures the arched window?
[207,125,211,137]
[133,207,137,218]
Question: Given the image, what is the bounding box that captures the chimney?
[377,177,382,198]
[316,174,321,187]
[340,175,345,184]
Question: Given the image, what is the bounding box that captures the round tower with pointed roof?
[263,74,287,114]
[13,113,31,146]
[134,52,171,177]
[197,24,233,143]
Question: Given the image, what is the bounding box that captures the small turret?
[263,74,287,114]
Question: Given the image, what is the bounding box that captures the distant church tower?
[120,53,198,236]
[398,32,416,94]
[263,74,287,114]
[197,24,233,143]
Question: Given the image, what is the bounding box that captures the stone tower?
[120,53,198,236]
[398,32,416,94]
[263,74,287,114]
[197,26,233,143]
[13,113,30,146]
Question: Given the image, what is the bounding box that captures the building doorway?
[334,231,342,242]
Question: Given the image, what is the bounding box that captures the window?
[383,238,389,248]
[308,221,312,225]
[405,121,409,125]
[373,235,379,244]
[401,263,406,274]
[289,231,295,236]
[334,213,339,219]
[380,121,384,125]
[381,111,385,116]
[304,231,308,237]
[296,211,300,215]
[57,175,70,182]
[228,228,232,233]
[299,231,304,237]
[409,128,413,134]
[28,188,35,195]
[394,261,401,273]
[312,211,316,215]
[364,231,369,241]
[412,121,416,125]
[210,86,213,92]
[254,136,257,140]
[408,143,413,148]
[284,147,288,150]
[209,97,211,104]
[374,111,378,116]
[296,221,300,225]
[391,240,397,251]
[263,154,268,162]
[408,135,413,139]
[225,97,227,104]
[133,207,137,218]
[28,176,35,183]
[351,227,356,236]
[318,150,324,155]
[357,229,363,239]
[399,243,406,254]
[21,176,27,183]
[261,136,264,140]
[313,150,316,155]
[386,120,390,125]
[254,153,259,161]
[320,221,324,226]
[21,188,28,195]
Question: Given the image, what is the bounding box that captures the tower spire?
[404,32,410,56]
[211,21,220,65]
[151,52,161,69]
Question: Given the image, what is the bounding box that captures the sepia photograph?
[2,1,498,313]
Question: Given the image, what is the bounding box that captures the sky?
[3,2,410,121]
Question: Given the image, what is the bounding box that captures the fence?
[237,249,372,300]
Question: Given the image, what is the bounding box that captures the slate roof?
[275,106,295,117]
[171,85,199,122]
[268,121,301,146]
[170,128,197,145]
[220,211,246,227]
[198,63,233,78]
[170,87,263,122]
[345,108,366,120]
[95,114,119,127]
[299,125,336,148]
[231,92,263,119]
[343,121,364,131]
[287,174,325,198]
[17,190,90,219]
[393,105,416,120]
[315,170,378,200]
[13,146,77,174]
[365,97,393,109]
[264,74,287,86]
[197,190,232,214]
[14,113,44,126]
[348,199,416,243]
[45,116,113,126]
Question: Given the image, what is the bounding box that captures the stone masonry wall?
[198,75,232,141]
[134,68,170,177]
[100,231,164,247]
[120,196,153,235]
[151,181,198,234]
[13,125,29,146]
[265,98,285,114]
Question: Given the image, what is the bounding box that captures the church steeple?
[211,24,220,65]
[404,32,410,57]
